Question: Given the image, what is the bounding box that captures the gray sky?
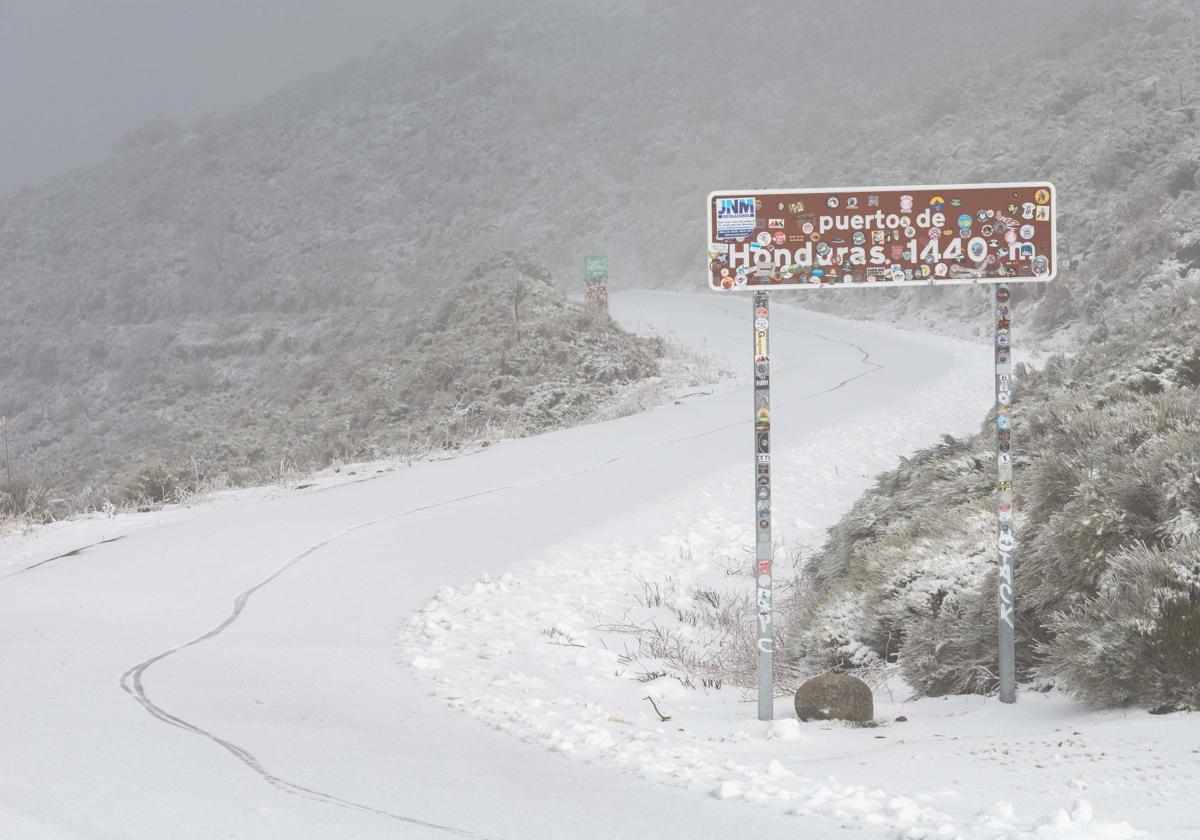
[0,0,455,197]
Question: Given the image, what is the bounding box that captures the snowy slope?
[0,292,1187,839]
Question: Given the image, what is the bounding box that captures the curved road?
[0,292,953,840]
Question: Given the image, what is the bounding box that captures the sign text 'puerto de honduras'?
[708,183,1056,290]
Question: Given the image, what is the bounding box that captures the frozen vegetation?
[0,250,662,519]
[789,285,1200,710]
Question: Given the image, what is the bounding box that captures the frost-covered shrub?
[900,569,1007,697]
[793,588,880,671]
[1042,541,1200,709]
[790,501,995,677]
[123,463,188,504]
[786,300,1200,706]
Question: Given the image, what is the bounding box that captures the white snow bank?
[400,311,1159,839]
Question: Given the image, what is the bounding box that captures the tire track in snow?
[119,314,886,835]
[0,535,127,580]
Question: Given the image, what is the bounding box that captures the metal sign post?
[995,283,1016,703]
[753,290,773,721]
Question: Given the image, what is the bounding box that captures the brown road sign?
[707,182,1056,291]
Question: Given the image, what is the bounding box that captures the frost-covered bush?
[792,500,995,677]
[1042,541,1200,709]
[124,463,188,504]
[899,568,1014,697]
[786,296,1200,707]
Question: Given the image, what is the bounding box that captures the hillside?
[780,0,1200,709]
[0,0,1117,499]
[787,284,1200,709]
[0,249,662,505]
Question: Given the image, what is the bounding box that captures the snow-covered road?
[0,290,1066,839]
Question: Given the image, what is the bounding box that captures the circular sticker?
[801,222,814,235]
[1020,224,1035,240]
[755,317,768,331]
[757,231,772,246]
[852,231,866,246]
[773,231,787,246]
[827,196,839,208]
[1035,188,1050,205]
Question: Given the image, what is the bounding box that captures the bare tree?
[510,278,529,341]
[0,413,21,485]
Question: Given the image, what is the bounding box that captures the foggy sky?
[0,0,457,198]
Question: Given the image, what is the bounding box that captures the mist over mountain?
[1,0,1195,498]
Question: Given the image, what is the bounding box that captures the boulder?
[794,674,874,723]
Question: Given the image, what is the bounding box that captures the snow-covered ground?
[1,292,1192,839]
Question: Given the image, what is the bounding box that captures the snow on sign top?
[707,182,1056,290]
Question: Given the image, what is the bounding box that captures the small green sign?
[583,255,609,283]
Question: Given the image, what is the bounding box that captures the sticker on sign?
[707,183,1056,291]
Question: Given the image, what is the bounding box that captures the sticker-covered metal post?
[752,290,773,721]
[995,283,1016,703]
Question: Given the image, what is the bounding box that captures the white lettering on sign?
[709,183,1057,291]
[998,552,1015,629]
